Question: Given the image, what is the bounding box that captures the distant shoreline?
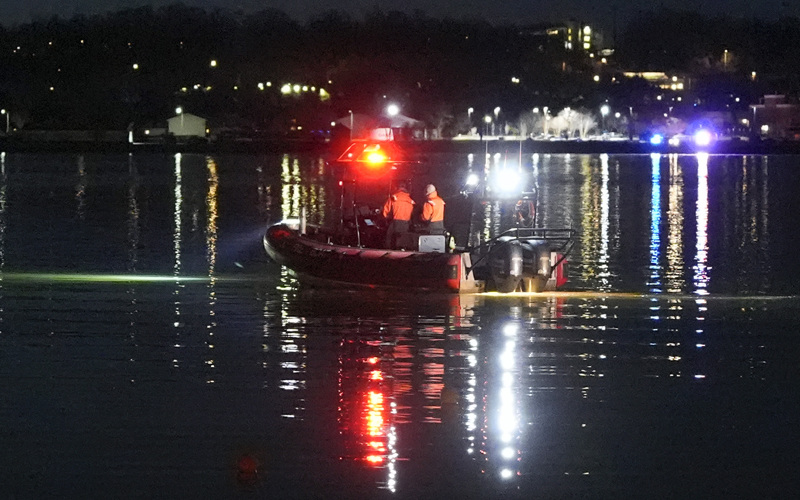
[1,138,799,156]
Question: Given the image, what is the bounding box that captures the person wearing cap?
[420,183,445,234]
[382,181,415,249]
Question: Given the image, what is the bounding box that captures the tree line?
[0,4,797,134]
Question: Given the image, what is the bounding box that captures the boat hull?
[264,223,483,292]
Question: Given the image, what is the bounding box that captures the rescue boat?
[263,140,575,293]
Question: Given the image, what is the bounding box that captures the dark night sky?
[0,0,793,29]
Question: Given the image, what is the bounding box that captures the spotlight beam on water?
[0,273,212,283]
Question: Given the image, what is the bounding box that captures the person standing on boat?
[382,182,415,249]
[420,184,445,234]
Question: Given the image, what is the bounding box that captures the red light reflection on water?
[338,340,393,471]
[362,384,388,464]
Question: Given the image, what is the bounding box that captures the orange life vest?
[382,190,414,221]
[422,191,445,223]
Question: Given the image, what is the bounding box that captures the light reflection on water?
[0,152,798,497]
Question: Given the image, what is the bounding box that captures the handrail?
[464,227,576,275]
[467,227,576,253]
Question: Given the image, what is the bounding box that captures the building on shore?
[167,112,208,139]
[750,95,800,140]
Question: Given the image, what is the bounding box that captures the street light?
[542,106,550,136]
[175,107,184,131]
[0,109,8,134]
[484,115,492,137]
[493,107,500,136]
[349,110,353,140]
[600,104,610,134]
[386,103,400,116]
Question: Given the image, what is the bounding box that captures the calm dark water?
[1,151,799,499]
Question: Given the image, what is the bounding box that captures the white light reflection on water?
[173,153,183,369]
[493,322,520,481]
[465,336,479,455]
[649,154,663,325]
[692,153,709,377]
[693,153,710,295]
[648,154,662,295]
[205,157,219,383]
[691,155,710,379]
[600,155,612,288]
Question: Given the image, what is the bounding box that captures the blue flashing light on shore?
[649,133,664,145]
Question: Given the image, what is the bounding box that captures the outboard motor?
[519,240,552,292]
[488,240,524,292]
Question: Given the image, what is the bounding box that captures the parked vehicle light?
[694,129,713,147]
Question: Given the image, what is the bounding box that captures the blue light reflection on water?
[0,152,798,498]
[649,153,662,295]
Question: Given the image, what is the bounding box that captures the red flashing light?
[336,141,406,165]
[366,152,387,165]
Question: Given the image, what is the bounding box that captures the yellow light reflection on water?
[477,290,796,301]
[0,273,209,283]
[579,154,613,292]
[666,153,685,293]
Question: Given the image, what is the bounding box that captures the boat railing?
[469,227,576,253]
[496,227,576,242]
[464,227,576,277]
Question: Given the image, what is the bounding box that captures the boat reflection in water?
[286,280,791,496]
[321,290,568,495]
[338,336,398,492]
